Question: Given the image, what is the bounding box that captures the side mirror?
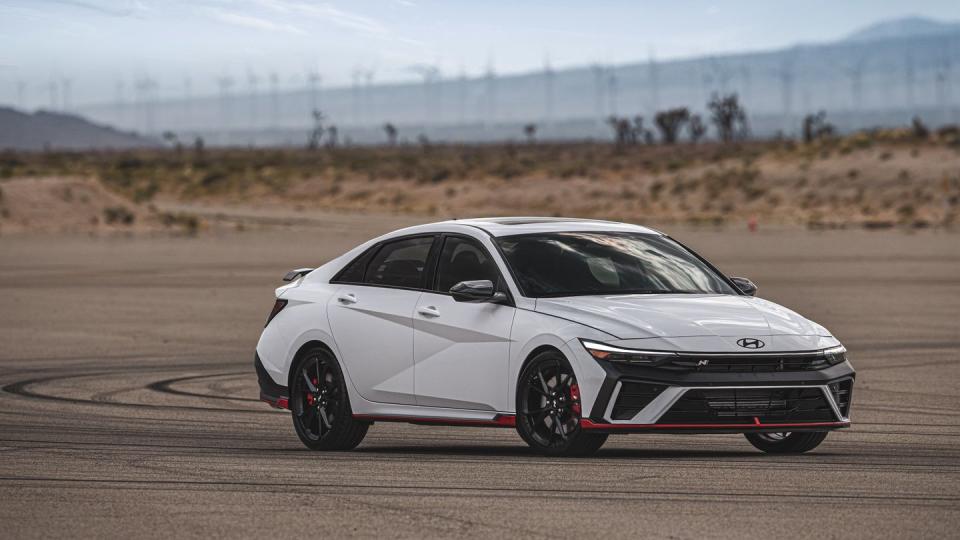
[730,276,758,297]
[450,280,508,304]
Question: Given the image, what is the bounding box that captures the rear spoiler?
[282,268,315,282]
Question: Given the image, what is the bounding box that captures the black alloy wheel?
[516,350,607,456]
[290,347,368,450]
[744,431,829,454]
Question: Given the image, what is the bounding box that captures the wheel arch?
[287,339,337,389]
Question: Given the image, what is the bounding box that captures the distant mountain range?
[844,16,960,42]
[61,16,960,145]
[0,107,156,151]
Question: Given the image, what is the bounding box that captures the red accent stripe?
[353,413,516,428]
[580,419,850,430]
[260,396,290,410]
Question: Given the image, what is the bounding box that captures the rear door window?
[364,236,435,289]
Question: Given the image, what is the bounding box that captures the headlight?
[823,345,847,365]
[580,339,678,365]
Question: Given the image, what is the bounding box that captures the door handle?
[417,305,440,318]
[337,293,358,305]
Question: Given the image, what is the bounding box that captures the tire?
[516,350,607,457]
[744,431,828,454]
[289,346,368,451]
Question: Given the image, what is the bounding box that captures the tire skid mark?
[2,372,274,415]
[1,476,957,508]
[146,372,259,403]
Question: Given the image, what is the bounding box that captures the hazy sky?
[2,0,958,108]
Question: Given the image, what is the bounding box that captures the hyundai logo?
[737,338,765,349]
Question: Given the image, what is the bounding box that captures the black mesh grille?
[659,387,837,424]
[829,379,853,418]
[611,382,667,420]
[658,354,830,373]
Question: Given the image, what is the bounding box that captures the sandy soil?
[0,176,164,234]
[0,219,958,538]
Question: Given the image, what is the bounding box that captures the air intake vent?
[829,379,854,418]
[611,382,667,420]
[659,387,837,424]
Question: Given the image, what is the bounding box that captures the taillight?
[265,299,288,327]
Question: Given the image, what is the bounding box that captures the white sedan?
[255,217,854,456]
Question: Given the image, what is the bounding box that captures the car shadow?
[354,445,807,459]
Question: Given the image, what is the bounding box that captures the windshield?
[495,232,738,297]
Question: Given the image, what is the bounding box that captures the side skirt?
[353,413,517,428]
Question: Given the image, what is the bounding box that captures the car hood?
[535,294,831,341]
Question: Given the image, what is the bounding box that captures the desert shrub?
[103,206,135,225]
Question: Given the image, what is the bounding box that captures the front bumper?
[584,359,855,434]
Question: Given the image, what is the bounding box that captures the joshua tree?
[911,116,929,139]
[688,114,706,143]
[523,123,538,143]
[654,108,690,144]
[708,93,748,143]
[801,111,834,143]
[383,122,398,146]
[308,109,326,149]
[193,136,205,159]
[606,116,634,147]
[325,125,338,148]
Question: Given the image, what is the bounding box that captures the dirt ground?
[0,219,958,538]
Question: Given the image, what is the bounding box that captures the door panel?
[413,294,515,411]
[328,286,421,405]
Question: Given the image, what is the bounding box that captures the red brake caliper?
[306,377,319,405]
[569,384,581,416]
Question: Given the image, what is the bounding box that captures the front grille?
[611,382,667,420]
[659,387,837,424]
[829,379,853,418]
[658,354,831,373]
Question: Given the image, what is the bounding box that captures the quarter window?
[364,236,434,289]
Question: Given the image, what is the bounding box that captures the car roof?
[394,217,664,238]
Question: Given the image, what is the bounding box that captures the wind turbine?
[217,75,235,137]
[247,69,260,130]
[484,59,497,127]
[408,64,440,127]
[590,63,606,121]
[269,72,280,129]
[647,47,660,115]
[543,56,555,126]
[16,81,26,110]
